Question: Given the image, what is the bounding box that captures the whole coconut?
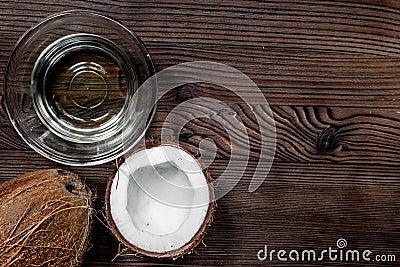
[0,169,94,267]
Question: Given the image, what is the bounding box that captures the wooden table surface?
[1,1,400,266]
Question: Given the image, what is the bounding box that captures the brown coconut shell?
[0,169,95,267]
[105,142,215,259]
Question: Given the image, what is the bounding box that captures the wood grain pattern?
[0,0,399,266]
[149,103,400,165]
[0,153,399,266]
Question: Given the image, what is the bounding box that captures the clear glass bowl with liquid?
[4,10,157,166]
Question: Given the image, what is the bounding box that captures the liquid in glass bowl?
[5,11,156,166]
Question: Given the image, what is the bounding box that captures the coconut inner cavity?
[110,145,211,254]
[126,161,194,235]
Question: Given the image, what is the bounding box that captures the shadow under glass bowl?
[4,10,157,166]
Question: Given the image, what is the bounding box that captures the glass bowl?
[4,10,156,166]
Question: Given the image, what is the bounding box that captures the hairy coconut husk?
[106,143,215,259]
[0,169,95,267]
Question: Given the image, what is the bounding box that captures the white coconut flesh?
[109,145,211,254]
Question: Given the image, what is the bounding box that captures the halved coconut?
[106,144,215,258]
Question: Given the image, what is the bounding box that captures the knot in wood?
[316,127,338,153]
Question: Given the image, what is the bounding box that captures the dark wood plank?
[2,103,400,166]
[3,45,400,107]
[2,98,400,166]
[0,153,399,266]
[1,1,400,107]
[151,46,400,107]
[148,103,400,165]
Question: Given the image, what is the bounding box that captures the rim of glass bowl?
[4,10,157,166]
